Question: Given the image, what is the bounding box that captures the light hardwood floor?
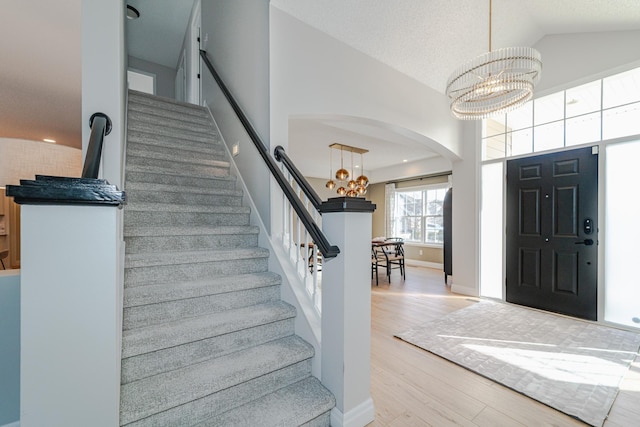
[369,265,640,427]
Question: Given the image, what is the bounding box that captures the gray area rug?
[395,300,640,426]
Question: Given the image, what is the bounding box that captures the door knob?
[575,239,594,246]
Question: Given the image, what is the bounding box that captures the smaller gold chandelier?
[327,143,369,197]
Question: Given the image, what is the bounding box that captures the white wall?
[81,0,126,189]
[0,138,81,187]
[269,7,462,162]
[200,0,272,230]
[534,30,640,95]
[20,206,121,427]
[128,56,176,99]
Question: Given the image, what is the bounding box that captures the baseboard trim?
[451,283,479,297]
[1,421,20,427]
[405,259,443,270]
[330,398,375,427]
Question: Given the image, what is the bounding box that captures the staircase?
[119,90,335,426]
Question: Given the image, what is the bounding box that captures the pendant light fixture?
[325,147,336,189]
[328,143,369,197]
[335,147,349,181]
[445,0,542,120]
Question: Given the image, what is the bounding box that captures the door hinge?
[197,37,200,42]
[197,74,200,79]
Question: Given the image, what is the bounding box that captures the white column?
[320,198,375,427]
[20,205,122,427]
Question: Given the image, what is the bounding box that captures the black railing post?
[81,112,112,179]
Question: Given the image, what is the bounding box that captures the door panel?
[506,147,598,320]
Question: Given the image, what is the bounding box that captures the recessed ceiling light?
[43,138,56,143]
[354,165,360,168]
[126,5,140,20]
[403,159,408,162]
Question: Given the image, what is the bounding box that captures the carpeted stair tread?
[128,102,213,125]
[127,129,222,153]
[127,144,228,167]
[196,377,334,427]
[121,318,294,386]
[124,182,240,197]
[128,110,214,134]
[124,225,258,238]
[124,202,249,214]
[128,120,218,142]
[124,226,259,253]
[125,247,269,268]
[126,140,226,161]
[119,335,314,425]
[125,155,230,176]
[125,189,242,207]
[121,300,296,358]
[125,170,237,189]
[123,272,280,308]
[123,285,280,330]
[129,90,210,116]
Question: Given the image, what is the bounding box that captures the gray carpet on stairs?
[120,90,334,426]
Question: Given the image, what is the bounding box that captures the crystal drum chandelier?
[326,143,369,197]
[445,0,542,120]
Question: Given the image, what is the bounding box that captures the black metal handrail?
[199,50,339,258]
[81,112,112,179]
[273,145,322,211]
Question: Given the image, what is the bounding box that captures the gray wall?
[128,56,176,99]
[0,272,20,426]
[200,0,271,230]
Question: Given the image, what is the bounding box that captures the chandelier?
[326,143,369,197]
[445,0,542,120]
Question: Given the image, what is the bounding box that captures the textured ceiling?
[271,0,640,94]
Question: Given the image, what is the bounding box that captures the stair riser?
[121,360,312,427]
[302,412,332,427]
[125,190,243,207]
[123,211,250,227]
[121,318,294,384]
[125,171,236,190]
[125,233,258,254]
[129,111,214,134]
[124,257,268,286]
[123,286,280,330]
[128,121,215,142]
[126,157,230,177]
[128,103,213,125]
[127,143,227,163]
[127,130,222,154]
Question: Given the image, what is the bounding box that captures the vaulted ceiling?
[1,0,639,167]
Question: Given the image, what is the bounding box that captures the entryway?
[505,146,598,320]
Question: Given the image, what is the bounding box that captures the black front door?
[506,147,598,320]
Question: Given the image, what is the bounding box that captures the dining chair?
[381,237,405,281]
[371,246,387,285]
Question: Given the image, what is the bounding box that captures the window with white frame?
[481,66,640,161]
[389,185,448,245]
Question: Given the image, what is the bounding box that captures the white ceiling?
[272,0,640,94]
[2,0,639,177]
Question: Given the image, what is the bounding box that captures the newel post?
[319,197,376,427]
[6,178,125,426]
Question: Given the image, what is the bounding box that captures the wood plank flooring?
[369,266,640,427]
